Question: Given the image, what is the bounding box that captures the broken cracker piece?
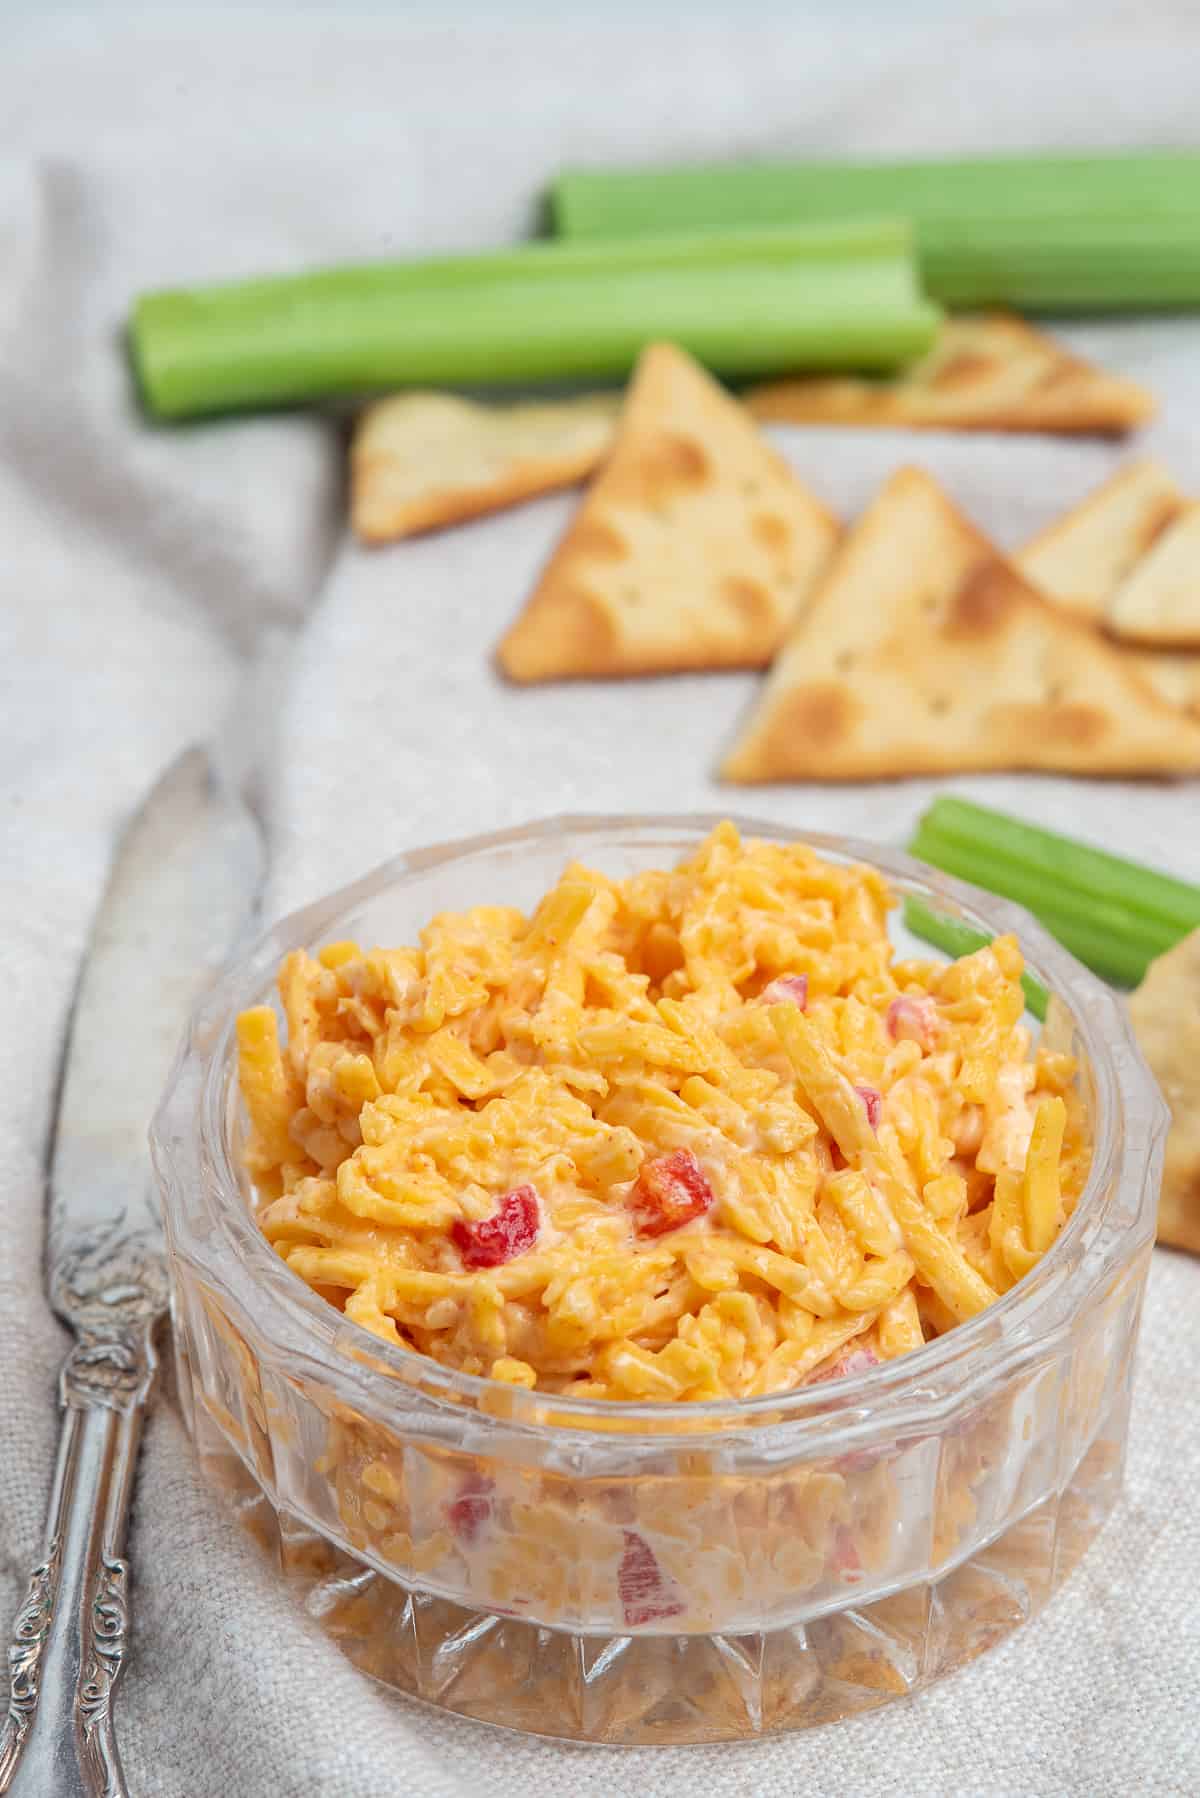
[1107,503,1200,648]
[352,390,621,542]
[746,314,1156,437]
[1017,459,1185,625]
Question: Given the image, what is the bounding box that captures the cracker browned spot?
[567,518,630,562]
[929,351,999,391]
[768,683,857,757]
[1033,359,1086,391]
[1009,701,1110,747]
[752,513,793,556]
[607,433,711,508]
[945,560,1019,638]
[722,576,776,632]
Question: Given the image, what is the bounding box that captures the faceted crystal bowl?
[151,816,1165,1743]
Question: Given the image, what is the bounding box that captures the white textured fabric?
[4,6,1200,1793]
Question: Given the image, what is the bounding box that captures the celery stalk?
[900,898,1048,1019]
[908,827,1170,987]
[919,213,1200,312]
[908,798,1200,987]
[919,798,1200,938]
[131,219,939,420]
[552,152,1200,312]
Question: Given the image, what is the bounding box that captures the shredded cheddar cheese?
[238,824,1088,1401]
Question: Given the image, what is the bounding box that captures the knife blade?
[0,747,263,1798]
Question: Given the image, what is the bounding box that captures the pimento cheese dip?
[237,824,1087,1402]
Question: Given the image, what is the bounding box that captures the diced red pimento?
[808,1342,880,1386]
[854,1084,882,1129]
[760,973,808,1009]
[630,1149,715,1238]
[831,1523,862,1578]
[886,994,938,1048]
[448,1472,494,1544]
[451,1184,540,1270]
[618,1530,685,1628]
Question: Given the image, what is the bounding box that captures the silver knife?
[0,748,262,1797]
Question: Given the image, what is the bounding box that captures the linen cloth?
[3,5,1200,1793]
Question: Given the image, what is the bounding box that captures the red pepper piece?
[831,1523,862,1577]
[809,1342,880,1387]
[630,1149,714,1238]
[886,994,938,1048]
[448,1472,494,1544]
[452,1184,540,1270]
[854,1084,882,1129]
[618,1530,685,1628]
[760,973,808,1009]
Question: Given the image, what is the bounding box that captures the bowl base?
[190,1398,1124,1745]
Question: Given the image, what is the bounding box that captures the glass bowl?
[150,815,1166,1744]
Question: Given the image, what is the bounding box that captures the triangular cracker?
[1017,459,1185,623]
[1107,503,1200,647]
[746,314,1156,436]
[723,466,1200,783]
[1127,648,1200,719]
[352,391,621,542]
[496,343,840,681]
[1130,927,1200,1255]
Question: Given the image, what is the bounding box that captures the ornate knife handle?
[0,1327,156,1797]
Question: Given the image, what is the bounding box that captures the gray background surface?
[3,4,1199,1795]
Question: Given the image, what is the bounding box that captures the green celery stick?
[918,212,1200,311]
[131,219,939,420]
[900,898,1048,1019]
[920,797,1200,938]
[909,826,1179,988]
[552,152,1200,312]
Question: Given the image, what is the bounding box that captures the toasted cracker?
[1130,927,1200,1255]
[1017,459,1185,624]
[723,466,1200,783]
[1106,503,1200,647]
[351,391,621,542]
[1127,648,1200,719]
[496,343,840,682]
[746,314,1156,436]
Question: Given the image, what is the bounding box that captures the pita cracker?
[1106,502,1200,647]
[1017,459,1185,624]
[746,314,1156,436]
[496,343,840,682]
[723,466,1200,783]
[1129,927,1200,1255]
[351,391,621,542]
[1127,648,1200,719]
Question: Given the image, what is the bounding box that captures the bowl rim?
[151,810,1168,1448]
